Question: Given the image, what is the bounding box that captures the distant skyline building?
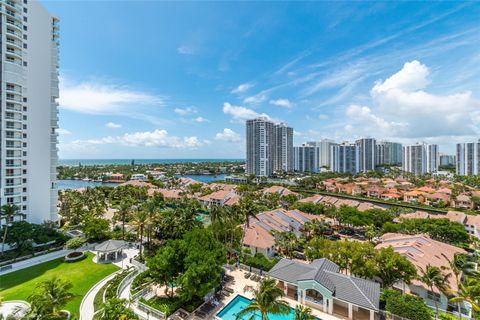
[246,117,275,177]
[0,0,60,223]
[456,140,480,176]
[440,154,456,167]
[376,141,402,165]
[356,138,376,172]
[273,123,293,172]
[293,144,320,173]
[246,117,293,177]
[330,143,358,174]
[402,143,439,175]
[306,139,335,168]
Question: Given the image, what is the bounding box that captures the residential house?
[198,190,240,207]
[375,233,471,318]
[263,185,297,197]
[454,194,474,209]
[242,209,318,257]
[268,258,380,320]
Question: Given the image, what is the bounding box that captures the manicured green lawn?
[0,252,119,318]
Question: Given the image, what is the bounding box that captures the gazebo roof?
[95,240,127,252]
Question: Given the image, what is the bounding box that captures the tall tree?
[294,305,316,320]
[26,277,74,320]
[419,264,451,318]
[374,247,417,288]
[1,204,21,255]
[115,197,134,240]
[130,207,150,260]
[237,278,290,320]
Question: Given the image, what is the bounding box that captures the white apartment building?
[246,117,293,177]
[293,144,320,173]
[456,140,480,176]
[273,123,293,172]
[356,138,376,172]
[330,143,358,174]
[0,0,59,223]
[402,143,439,175]
[376,141,402,165]
[306,139,335,168]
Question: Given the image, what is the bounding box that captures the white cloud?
[344,60,480,141]
[231,83,254,94]
[67,129,204,149]
[177,45,196,55]
[174,107,197,116]
[372,60,430,94]
[59,79,163,115]
[194,116,208,123]
[269,98,294,108]
[57,128,71,135]
[105,122,122,129]
[243,93,267,105]
[222,102,271,122]
[215,128,241,142]
[318,114,329,120]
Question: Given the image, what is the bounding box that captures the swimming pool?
[216,295,321,320]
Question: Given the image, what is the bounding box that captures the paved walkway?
[0,301,29,318]
[80,271,120,320]
[0,249,71,276]
[80,249,139,320]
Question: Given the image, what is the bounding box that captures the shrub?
[243,253,278,271]
[381,289,433,320]
[65,237,86,249]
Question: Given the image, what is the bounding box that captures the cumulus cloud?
[194,116,208,123]
[222,102,271,122]
[269,98,294,108]
[215,128,241,142]
[105,122,122,129]
[344,60,480,140]
[67,129,204,149]
[59,79,163,115]
[231,83,254,94]
[174,107,197,116]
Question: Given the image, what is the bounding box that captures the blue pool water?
[217,295,321,320]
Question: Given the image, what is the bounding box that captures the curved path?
[79,271,120,320]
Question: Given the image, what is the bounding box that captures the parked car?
[322,229,334,235]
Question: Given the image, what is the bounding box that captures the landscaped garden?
[0,252,119,318]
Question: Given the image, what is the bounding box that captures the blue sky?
[42,1,480,159]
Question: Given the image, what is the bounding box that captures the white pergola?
[95,240,127,263]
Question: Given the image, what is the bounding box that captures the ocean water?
[59,159,244,166]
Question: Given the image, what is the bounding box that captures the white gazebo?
[95,240,127,263]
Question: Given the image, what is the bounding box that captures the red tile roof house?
[366,187,386,198]
[398,210,480,240]
[403,190,425,204]
[453,194,475,210]
[263,186,298,197]
[242,209,319,258]
[376,233,473,319]
[423,192,451,207]
[198,190,240,207]
[298,194,324,204]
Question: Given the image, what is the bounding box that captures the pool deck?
[211,268,344,320]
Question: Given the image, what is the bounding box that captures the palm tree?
[27,277,74,319]
[237,278,290,320]
[276,231,297,259]
[419,264,451,318]
[446,253,475,319]
[1,204,21,255]
[294,305,315,320]
[130,208,150,261]
[449,279,480,318]
[115,197,134,240]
